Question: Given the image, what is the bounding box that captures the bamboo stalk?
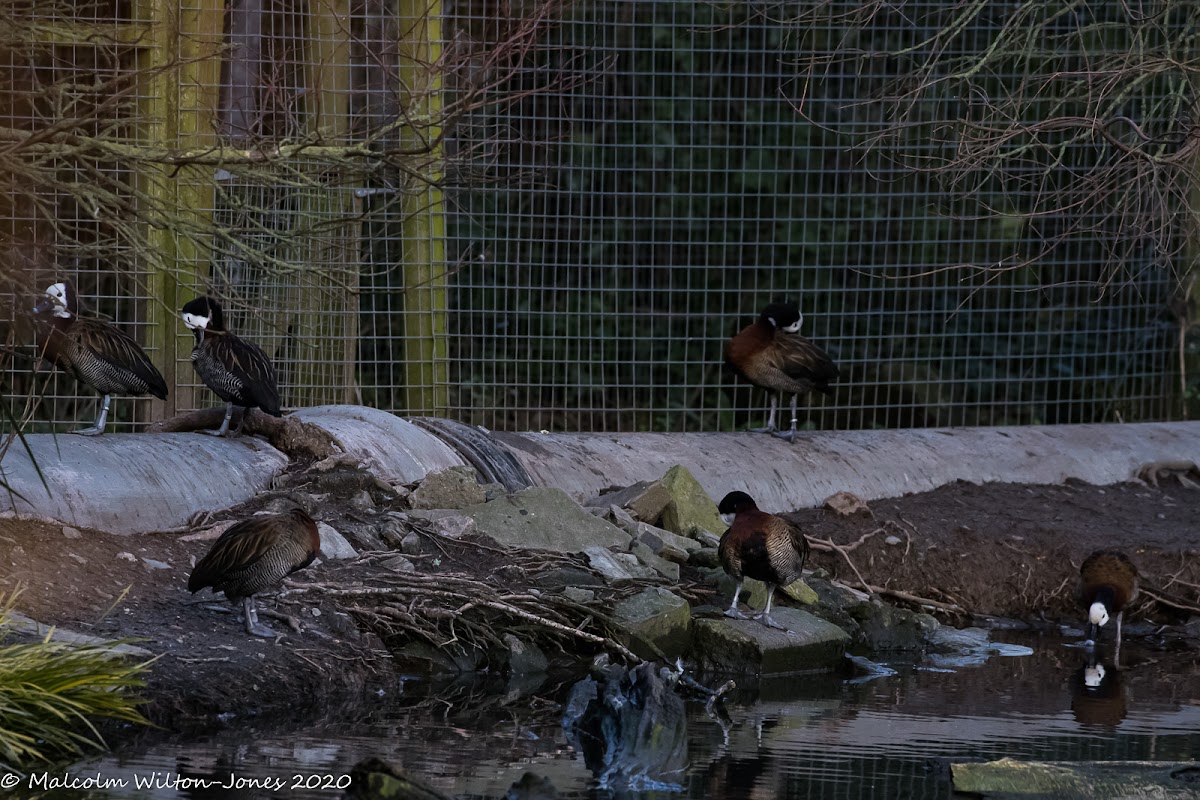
[398,0,448,416]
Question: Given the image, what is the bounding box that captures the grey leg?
[243,596,277,638]
[1115,610,1123,666]
[771,394,799,443]
[751,395,779,433]
[753,584,787,630]
[72,394,111,436]
[204,402,234,437]
[724,580,749,620]
[231,406,251,436]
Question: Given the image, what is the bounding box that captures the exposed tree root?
[147,409,342,462]
[279,563,661,667]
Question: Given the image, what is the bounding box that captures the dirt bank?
[1,476,1198,735]
[789,478,1200,631]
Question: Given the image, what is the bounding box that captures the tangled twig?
[279,568,649,665]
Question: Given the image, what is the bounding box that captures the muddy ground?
[1,476,1199,736]
[790,478,1200,632]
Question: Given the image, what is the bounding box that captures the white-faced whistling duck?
[32,280,168,436]
[181,296,281,437]
[1078,549,1138,651]
[717,491,809,630]
[725,301,838,443]
[188,508,322,638]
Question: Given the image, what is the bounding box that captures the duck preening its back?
[716,490,809,630]
[181,296,281,437]
[188,507,322,638]
[33,280,168,435]
[726,302,838,442]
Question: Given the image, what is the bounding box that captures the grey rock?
[408,509,476,539]
[481,482,507,501]
[432,515,475,540]
[411,466,486,510]
[141,558,170,570]
[608,504,639,531]
[659,465,725,537]
[542,567,605,588]
[845,654,898,684]
[380,555,416,572]
[926,625,991,653]
[5,612,153,657]
[584,480,672,523]
[503,772,559,800]
[688,549,721,568]
[635,521,701,554]
[462,488,631,553]
[350,489,376,512]
[400,531,423,555]
[394,641,481,675]
[657,544,691,565]
[317,522,359,559]
[691,608,851,673]
[849,601,938,651]
[584,546,657,582]
[611,587,692,659]
[562,662,687,791]
[337,521,387,551]
[373,513,407,547]
[62,526,81,539]
[925,626,1034,667]
[562,586,595,604]
[629,541,680,581]
[502,633,549,675]
[695,530,722,549]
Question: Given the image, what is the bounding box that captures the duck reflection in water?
[1070,654,1127,730]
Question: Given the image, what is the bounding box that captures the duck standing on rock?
[32,280,168,435]
[725,301,838,443]
[181,296,281,437]
[188,508,322,638]
[1078,549,1138,652]
[716,491,809,630]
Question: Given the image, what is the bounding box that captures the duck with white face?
[32,280,168,435]
[180,296,282,437]
[724,301,839,443]
[1077,549,1139,662]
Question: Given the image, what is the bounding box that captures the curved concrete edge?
[492,423,1200,512]
[3,411,1196,533]
[0,433,287,534]
[292,405,465,483]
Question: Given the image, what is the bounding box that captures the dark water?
[30,635,1200,798]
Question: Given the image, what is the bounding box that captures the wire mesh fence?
[0,0,1192,434]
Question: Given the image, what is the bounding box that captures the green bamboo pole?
[299,0,359,407]
[398,0,448,417]
[133,0,219,420]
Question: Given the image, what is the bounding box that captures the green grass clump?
[0,597,152,768]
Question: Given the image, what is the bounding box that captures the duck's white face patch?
[720,512,736,527]
[781,314,803,334]
[1088,601,1109,627]
[182,312,210,331]
[42,282,71,318]
[1084,664,1105,688]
